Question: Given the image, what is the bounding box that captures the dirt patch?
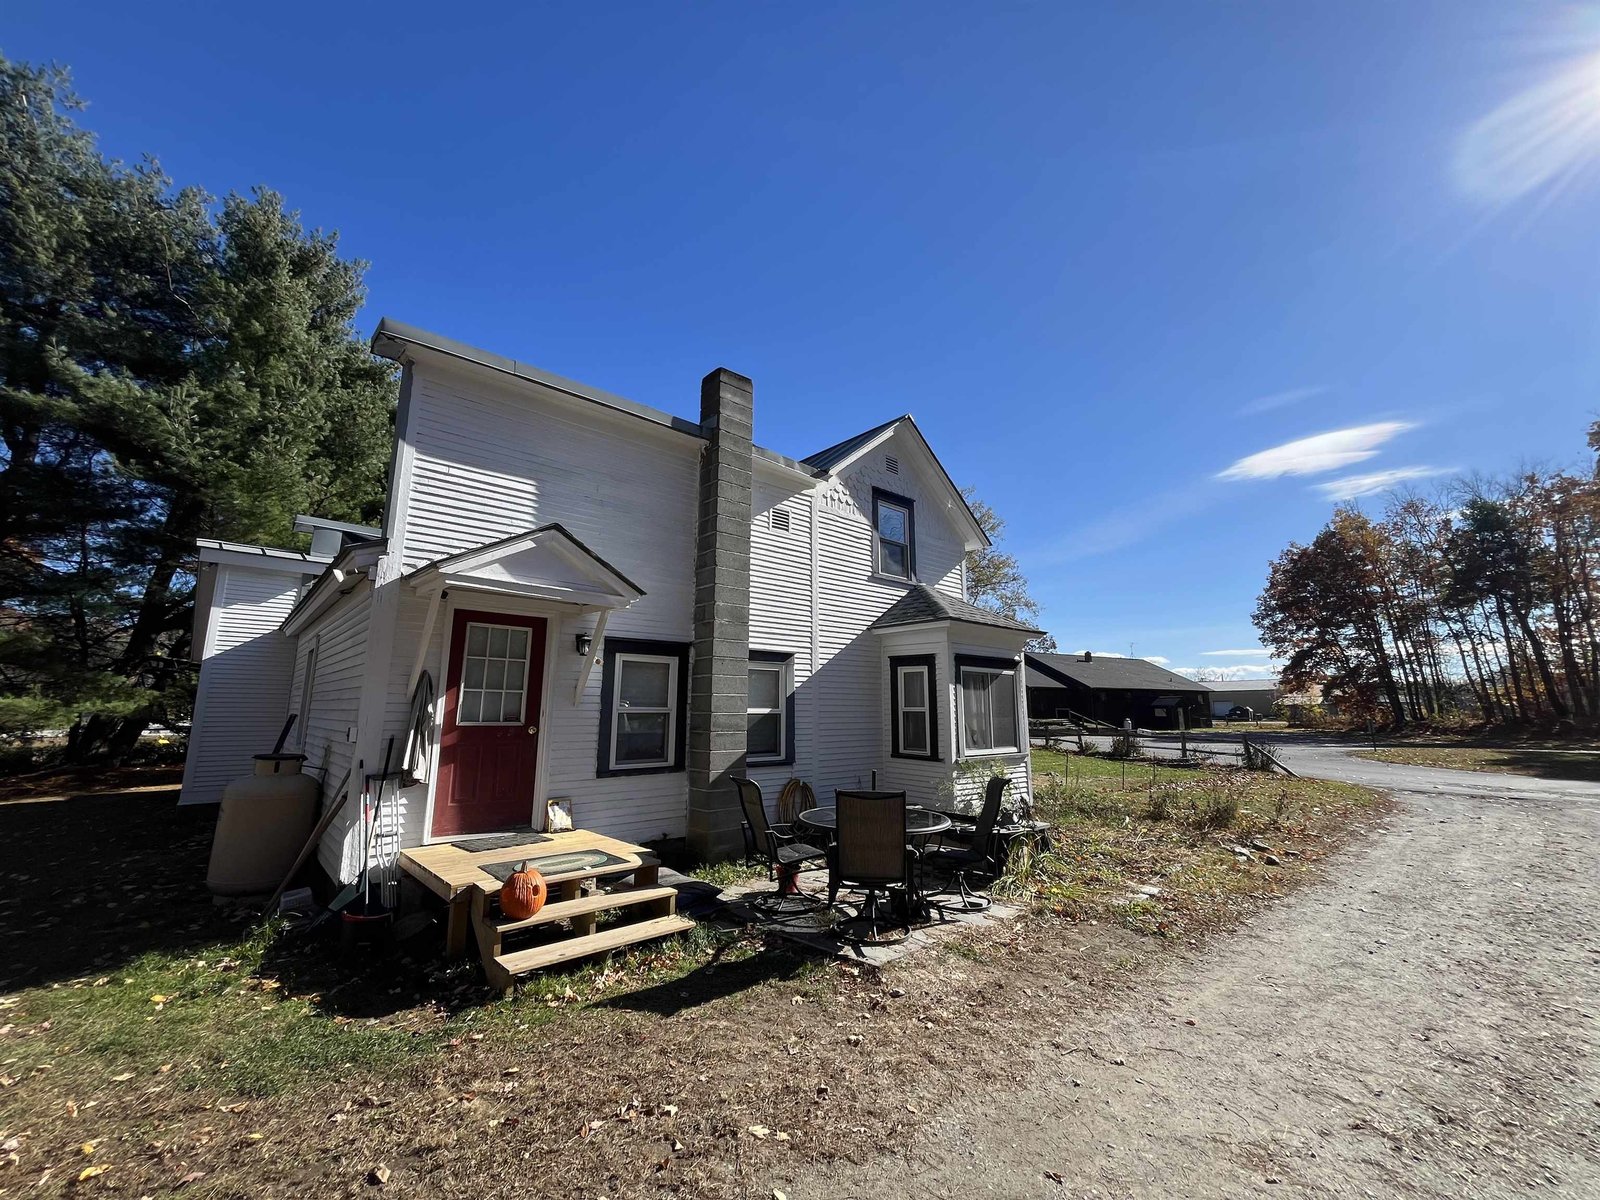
[0,761,1388,1198]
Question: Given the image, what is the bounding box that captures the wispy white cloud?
[1313,466,1452,500]
[1454,50,1600,206]
[1202,648,1268,657]
[1237,385,1327,417]
[1217,422,1416,482]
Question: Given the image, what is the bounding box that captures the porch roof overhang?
[403,523,646,612]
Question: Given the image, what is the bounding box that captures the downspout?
[810,483,822,779]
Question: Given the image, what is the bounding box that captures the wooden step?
[490,884,679,934]
[489,914,696,988]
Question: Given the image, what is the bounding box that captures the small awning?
[404,524,645,611]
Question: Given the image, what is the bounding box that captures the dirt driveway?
[794,748,1600,1198]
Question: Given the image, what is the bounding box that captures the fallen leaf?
[77,1164,111,1181]
[219,1103,248,1114]
[149,995,168,1005]
[367,1164,391,1186]
[177,1170,205,1187]
[110,1073,134,1083]
[746,1125,770,1139]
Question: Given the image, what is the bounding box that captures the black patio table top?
[796,806,953,838]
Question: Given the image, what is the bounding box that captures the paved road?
[803,741,1600,1198]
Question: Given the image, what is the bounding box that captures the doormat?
[451,830,552,852]
[482,849,631,882]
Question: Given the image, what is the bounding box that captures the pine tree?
[0,56,394,760]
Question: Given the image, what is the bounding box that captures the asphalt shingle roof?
[870,583,1043,635]
[1027,652,1214,693]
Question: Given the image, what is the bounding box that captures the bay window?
[957,655,1020,756]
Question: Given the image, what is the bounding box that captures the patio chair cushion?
[775,841,826,867]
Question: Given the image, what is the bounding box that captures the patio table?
[797,806,953,921]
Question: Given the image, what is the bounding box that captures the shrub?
[1107,732,1141,760]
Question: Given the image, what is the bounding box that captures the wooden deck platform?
[398,829,693,992]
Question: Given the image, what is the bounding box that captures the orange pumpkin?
[499,862,547,920]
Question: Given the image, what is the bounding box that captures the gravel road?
[798,741,1600,1198]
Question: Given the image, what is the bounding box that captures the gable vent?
[769,507,792,532]
[885,454,900,475]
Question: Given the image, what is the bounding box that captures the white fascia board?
[430,574,633,609]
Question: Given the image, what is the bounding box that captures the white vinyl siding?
[179,564,310,806]
[385,361,698,845]
[297,584,372,881]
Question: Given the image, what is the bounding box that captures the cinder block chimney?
[687,368,754,860]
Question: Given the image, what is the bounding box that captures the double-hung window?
[890,654,939,760]
[746,652,794,765]
[872,488,916,581]
[597,638,689,776]
[957,656,1020,756]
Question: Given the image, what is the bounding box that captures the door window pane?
[457,622,532,726]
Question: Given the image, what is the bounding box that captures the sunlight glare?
[1454,48,1600,204]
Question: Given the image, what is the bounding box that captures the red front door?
[432,610,546,838]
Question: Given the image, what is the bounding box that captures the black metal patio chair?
[828,789,915,942]
[734,777,827,911]
[923,775,1010,912]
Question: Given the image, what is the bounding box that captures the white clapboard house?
[181,320,1039,881]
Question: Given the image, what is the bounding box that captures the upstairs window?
[957,655,1020,756]
[872,488,916,581]
[747,651,795,765]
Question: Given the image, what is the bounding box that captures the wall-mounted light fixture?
[575,632,593,656]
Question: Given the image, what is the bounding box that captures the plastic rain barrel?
[206,753,320,895]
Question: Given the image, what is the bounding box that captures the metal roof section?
[372,318,824,482]
[800,415,907,471]
[194,539,332,569]
[373,318,705,439]
[1027,652,1215,693]
[869,582,1043,636]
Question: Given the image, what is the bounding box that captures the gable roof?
[870,583,1043,636]
[404,523,646,607]
[372,319,989,548]
[804,414,989,550]
[1027,652,1214,693]
[801,416,906,472]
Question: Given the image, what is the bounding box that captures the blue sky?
[9,2,1599,676]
